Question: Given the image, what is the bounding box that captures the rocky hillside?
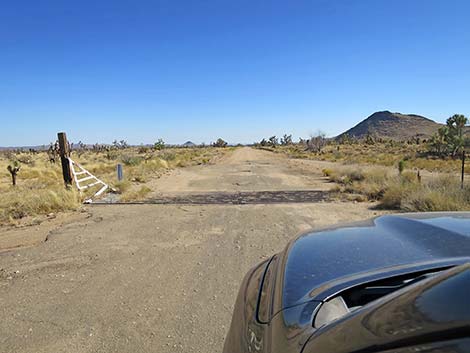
[338,111,442,140]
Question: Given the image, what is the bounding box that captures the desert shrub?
[106,150,119,160]
[113,180,131,194]
[2,151,16,160]
[145,158,168,170]
[402,189,459,211]
[121,154,143,166]
[398,160,406,174]
[346,169,366,182]
[363,167,390,184]
[87,164,116,175]
[401,170,418,183]
[138,146,150,154]
[381,183,418,209]
[353,181,388,200]
[120,186,152,202]
[17,155,35,166]
[332,151,343,160]
[159,151,176,161]
[131,174,147,183]
[326,165,470,212]
[329,168,367,184]
[401,181,469,212]
[325,166,391,200]
[322,168,333,177]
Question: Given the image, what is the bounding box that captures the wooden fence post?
[58,132,73,187]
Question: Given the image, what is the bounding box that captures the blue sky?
[1,0,469,146]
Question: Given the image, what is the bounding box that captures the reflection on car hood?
[283,212,470,309]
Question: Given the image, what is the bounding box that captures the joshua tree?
[112,140,129,149]
[280,134,293,146]
[268,136,278,147]
[213,138,228,147]
[447,114,468,157]
[429,114,469,157]
[74,140,86,157]
[448,114,468,137]
[47,142,59,163]
[7,161,20,186]
[154,138,165,150]
[429,126,450,156]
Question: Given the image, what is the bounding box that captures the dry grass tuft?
[120,186,152,202]
[0,186,81,225]
[325,165,470,212]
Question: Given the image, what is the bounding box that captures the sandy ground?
[0,147,384,353]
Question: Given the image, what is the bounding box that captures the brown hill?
[338,111,442,141]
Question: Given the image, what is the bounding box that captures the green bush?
[398,160,406,174]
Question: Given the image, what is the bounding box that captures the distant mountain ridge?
[0,145,48,151]
[337,111,442,140]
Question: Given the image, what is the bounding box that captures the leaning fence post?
[58,132,73,187]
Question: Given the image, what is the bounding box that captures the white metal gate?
[69,158,108,203]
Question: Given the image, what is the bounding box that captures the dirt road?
[0,148,383,353]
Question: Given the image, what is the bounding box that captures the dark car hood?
[303,263,470,353]
[282,212,470,310]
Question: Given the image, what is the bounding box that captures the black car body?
[223,212,470,353]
